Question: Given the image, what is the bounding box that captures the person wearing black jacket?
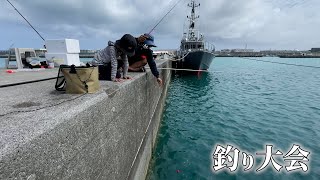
[128,34,163,85]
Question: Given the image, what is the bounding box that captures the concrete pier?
[0,59,171,179]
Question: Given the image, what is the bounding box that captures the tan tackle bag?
[55,64,100,94]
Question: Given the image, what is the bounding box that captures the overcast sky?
[0,0,319,50]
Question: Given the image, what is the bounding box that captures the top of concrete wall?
[0,59,168,159]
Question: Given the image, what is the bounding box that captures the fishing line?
[6,0,45,41]
[148,0,185,34]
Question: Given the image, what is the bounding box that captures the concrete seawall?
[0,59,171,179]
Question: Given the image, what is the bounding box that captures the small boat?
[176,0,215,71]
[5,48,46,69]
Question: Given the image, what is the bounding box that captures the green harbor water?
[147,57,320,180]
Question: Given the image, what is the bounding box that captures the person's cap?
[116,34,137,57]
[143,33,157,47]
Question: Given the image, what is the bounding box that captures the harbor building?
[311,48,320,52]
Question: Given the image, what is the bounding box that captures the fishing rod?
[6,0,45,41]
[148,0,185,34]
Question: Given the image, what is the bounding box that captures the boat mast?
[187,0,200,41]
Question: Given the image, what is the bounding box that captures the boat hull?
[182,50,215,70]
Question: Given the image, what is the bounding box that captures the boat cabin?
[181,41,205,51]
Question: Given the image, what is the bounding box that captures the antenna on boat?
[187,0,200,28]
[148,0,185,35]
[6,0,45,41]
[9,43,15,48]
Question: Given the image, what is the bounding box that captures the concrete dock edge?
[0,59,171,180]
[128,63,171,180]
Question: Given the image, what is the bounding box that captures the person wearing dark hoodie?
[128,34,163,85]
[92,34,137,82]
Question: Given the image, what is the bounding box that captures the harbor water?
[147,57,320,180]
[0,58,5,68]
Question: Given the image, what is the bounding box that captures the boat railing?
[204,41,215,52]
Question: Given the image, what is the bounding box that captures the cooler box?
[45,53,81,66]
[45,39,80,54]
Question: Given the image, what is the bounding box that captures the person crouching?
[128,34,163,85]
[92,34,137,82]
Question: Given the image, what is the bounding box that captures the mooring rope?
[155,55,320,73]
[165,51,190,61]
[240,57,320,69]
[146,67,209,72]
[151,51,211,72]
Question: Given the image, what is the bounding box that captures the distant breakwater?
[0,54,95,58]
